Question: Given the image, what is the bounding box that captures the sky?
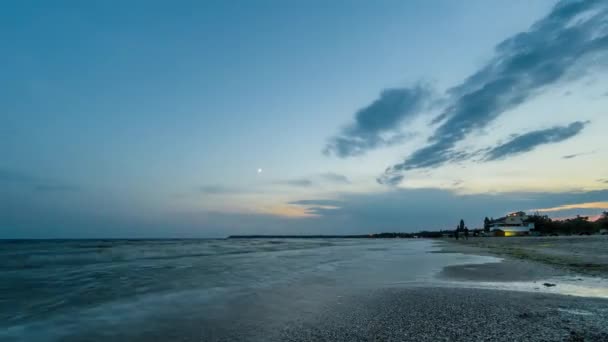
[2,0,608,238]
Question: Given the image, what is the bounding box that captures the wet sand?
[275,237,608,341]
[441,235,608,277]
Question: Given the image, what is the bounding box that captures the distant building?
[488,211,535,237]
[492,226,532,237]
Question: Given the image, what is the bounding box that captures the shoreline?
[436,235,608,277]
[7,238,608,342]
[431,236,608,299]
[270,238,608,341]
[149,238,608,341]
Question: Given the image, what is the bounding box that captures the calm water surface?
[0,238,497,341]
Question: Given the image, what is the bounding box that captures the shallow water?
[445,275,608,299]
[0,238,497,341]
[4,238,602,341]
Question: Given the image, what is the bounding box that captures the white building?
[489,212,535,237]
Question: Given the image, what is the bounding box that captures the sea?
[2,238,599,341]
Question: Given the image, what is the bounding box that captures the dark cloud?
[379,173,404,186]
[563,150,595,159]
[380,0,608,184]
[485,121,587,161]
[598,178,608,184]
[319,172,350,184]
[0,168,79,192]
[289,199,343,207]
[283,178,313,187]
[452,179,464,187]
[199,178,316,195]
[324,85,431,157]
[199,185,244,194]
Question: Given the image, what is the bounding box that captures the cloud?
[598,178,608,184]
[288,199,344,217]
[380,0,608,184]
[484,121,587,161]
[289,199,343,207]
[257,205,317,218]
[531,201,608,213]
[199,178,316,196]
[1,168,79,192]
[282,178,313,187]
[199,185,242,194]
[201,188,607,236]
[324,85,431,157]
[6,184,608,238]
[319,172,350,184]
[562,150,595,159]
[452,179,464,187]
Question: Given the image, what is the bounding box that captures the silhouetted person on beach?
[464,227,469,240]
[454,226,459,240]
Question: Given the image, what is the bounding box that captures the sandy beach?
[65,287,608,342]
[279,236,608,342]
[273,237,608,342]
[280,288,608,342]
[442,235,608,277]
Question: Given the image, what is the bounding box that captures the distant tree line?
[228,231,450,239]
[368,231,447,238]
[526,211,608,235]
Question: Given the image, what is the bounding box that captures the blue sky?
[2,0,608,238]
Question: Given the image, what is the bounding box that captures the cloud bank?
[532,201,608,213]
[283,188,608,235]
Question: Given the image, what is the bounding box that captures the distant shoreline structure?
[227,232,444,239]
[228,235,365,239]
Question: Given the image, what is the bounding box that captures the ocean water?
[0,238,498,341]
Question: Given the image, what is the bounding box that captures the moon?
[257,168,262,174]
